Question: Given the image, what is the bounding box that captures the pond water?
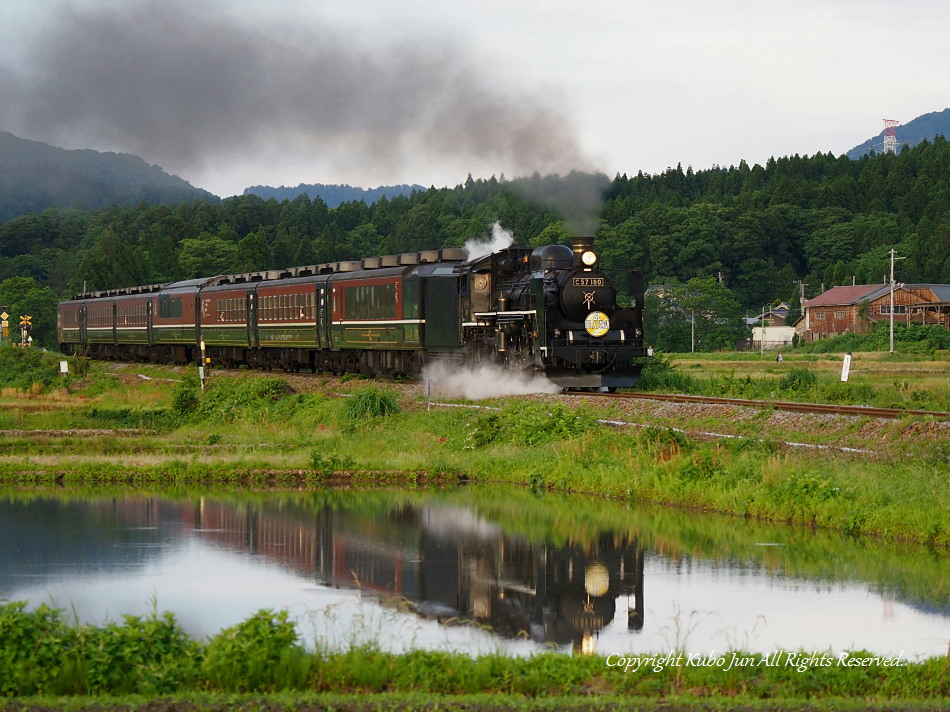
[1,488,948,659]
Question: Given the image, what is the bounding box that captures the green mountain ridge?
[0,132,215,221]
[846,108,950,158]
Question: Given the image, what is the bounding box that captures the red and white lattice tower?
[882,119,899,154]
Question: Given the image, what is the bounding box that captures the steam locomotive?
[57,236,647,389]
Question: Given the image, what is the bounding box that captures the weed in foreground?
[345,386,401,420]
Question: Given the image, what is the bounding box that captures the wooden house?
[799,284,950,342]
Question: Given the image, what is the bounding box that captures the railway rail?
[569,390,950,421]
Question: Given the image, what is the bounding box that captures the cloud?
[0,0,594,190]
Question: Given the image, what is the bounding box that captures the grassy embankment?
[2,598,949,709]
[1,345,948,546]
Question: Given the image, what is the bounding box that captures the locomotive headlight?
[581,250,598,267]
[585,562,610,597]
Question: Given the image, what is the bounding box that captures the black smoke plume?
[0,1,594,189]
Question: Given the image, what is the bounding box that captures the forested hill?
[244,183,425,208]
[846,108,950,159]
[4,139,950,348]
[0,132,216,221]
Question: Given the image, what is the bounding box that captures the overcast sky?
[0,0,946,197]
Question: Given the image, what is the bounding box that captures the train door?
[422,276,461,348]
[317,283,330,349]
[311,284,320,348]
[80,304,88,347]
[147,300,154,346]
[247,293,258,348]
[194,295,203,348]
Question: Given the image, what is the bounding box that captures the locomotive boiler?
[58,236,648,389]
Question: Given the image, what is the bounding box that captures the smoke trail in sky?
[463,222,515,261]
[509,170,612,237]
[0,0,595,192]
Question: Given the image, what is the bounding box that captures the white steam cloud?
[422,361,560,401]
[462,222,516,262]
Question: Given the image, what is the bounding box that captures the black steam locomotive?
[58,236,647,389]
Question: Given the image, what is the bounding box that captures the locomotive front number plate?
[572,277,604,287]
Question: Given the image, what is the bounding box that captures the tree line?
[2,137,949,350]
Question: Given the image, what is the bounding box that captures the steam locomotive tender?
[57,236,647,389]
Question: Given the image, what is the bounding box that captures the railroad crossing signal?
[19,315,32,348]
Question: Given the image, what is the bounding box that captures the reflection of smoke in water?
[422,361,560,401]
[463,222,515,262]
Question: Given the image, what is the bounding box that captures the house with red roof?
[798,284,950,342]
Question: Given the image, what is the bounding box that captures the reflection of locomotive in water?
[57,236,647,389]
[194,500,646,653]
[317,505,645,653]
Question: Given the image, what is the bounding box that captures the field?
[643,350,950,412]
[1,346,949,710]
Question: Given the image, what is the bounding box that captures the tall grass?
[345,386,401,420]
[1,600,946,699]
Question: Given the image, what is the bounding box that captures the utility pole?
[889,249,906,353]
[760,306,766,356]
[690,309,695,353]
[793,279,807,326]
[795,280,806,305]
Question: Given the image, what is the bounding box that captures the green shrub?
[778,367,817,394]
[345,386,400,420]
[636,355,698,394]
[75,610,200,695]
[0,601,74,695]
[184,376,293,423]
[0,344,63,392]
[171,372,201,414]
[202,609,312,692]
[310,450,356,475]
[460,412,505,449]
[457,400,599,450]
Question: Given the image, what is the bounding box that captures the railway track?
[568,391,950,421]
